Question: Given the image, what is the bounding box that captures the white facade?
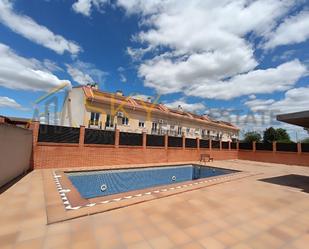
[60,87,239,141]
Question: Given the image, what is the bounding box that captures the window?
[139,121,145,128]
[170,125,175,130]
[152,122,158,132]
[90,112,100,125]
[90,112,95,121]
[122,117,129,125]
[177,126,182,136]
[186,128,190,134]
[106,114,114,127]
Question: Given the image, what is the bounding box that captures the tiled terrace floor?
[0,160,308,249]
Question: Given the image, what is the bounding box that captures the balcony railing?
[105,123,115,130]
[88,120,102,129]
[201,134,210,139]
[168,130,178,137]
[151,129,167,135]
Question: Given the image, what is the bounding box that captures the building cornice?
[81,86,239,132]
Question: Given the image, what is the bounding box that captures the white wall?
[0,124,32,188]
[60,88,86,127]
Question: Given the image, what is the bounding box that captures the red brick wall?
[33,142,309,169]
[30,122,308,169]
[238,150,309,167]
[33,144,238,169]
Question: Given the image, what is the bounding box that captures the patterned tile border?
[52,171,80,210]
[53,170,247,211]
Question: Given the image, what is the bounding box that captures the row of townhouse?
[60,85,239,141]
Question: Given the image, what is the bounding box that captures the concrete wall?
[0,124,32,188]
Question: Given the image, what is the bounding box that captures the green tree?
[263,127,277,143]
[276,128,291,143]
[263,127,291,143]
[243,131,262,143]
[301,137,309,143]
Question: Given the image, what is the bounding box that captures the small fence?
[146,134,165,147]
[256,142,273,151]
[276,142,298,152]
[200,139,209,148]
[84,129,114,145]
[231,142,237,149]
[301,143,309,153]
[168,136,183,147]
[222,141,229,149]
[38,124,80,143]
[239,142,253,150]
[36,124,309,153]
[212,140,220,149]
[185,138,197,148]
[120,132,143,146]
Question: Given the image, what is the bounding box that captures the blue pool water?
[67,164,237,199]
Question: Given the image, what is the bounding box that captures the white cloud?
[128,0,293,51]
[235,113,307,142]
[0,43,71,91]
[242,87,309,140]
[0,96,21,109]
[271,49,297,62]
[248,94,256,100]
[126,46,153,61]
[131,94,152,101]
[43,59,63,72]
[244,99,276,112]
[206,107,307,142]
[117,66,127,83]
[0,0,81,54]
[185,60,307,100]
[72,0,108,16]
[115,0,306,99]
[66,65,94,85]
[165,99,205,113]
[119,74,127,83]
[116,0,164,15]
[245,86,309,114]
[264,10,309,49]
[66,60,107,85]
[139,46,258,96]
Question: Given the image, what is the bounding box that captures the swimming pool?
[67,164,238,199]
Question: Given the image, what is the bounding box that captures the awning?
[277,111,309,129]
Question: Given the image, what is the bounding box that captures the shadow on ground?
[0,171,29,194]
[260,174,309,193]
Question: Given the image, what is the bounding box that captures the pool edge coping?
[43,161,259,224]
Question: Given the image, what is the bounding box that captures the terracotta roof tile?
[80,86,239,130]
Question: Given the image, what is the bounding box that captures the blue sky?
[0,0,308,140]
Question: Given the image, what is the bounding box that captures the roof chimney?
[87,83,98,89]
[116,90,123,96]
[91,83,98,89]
